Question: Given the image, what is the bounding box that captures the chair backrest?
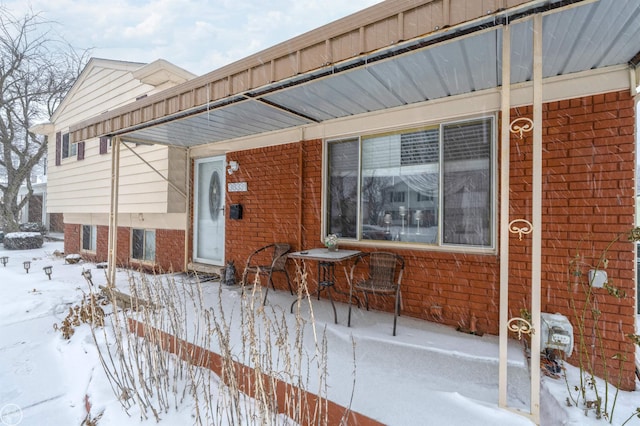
[271,243,291,270]
[365,252,404,289]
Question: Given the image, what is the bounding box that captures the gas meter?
[540,312,574,356]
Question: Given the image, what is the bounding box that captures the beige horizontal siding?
[63,70,143,115]
[47,143,179,214]
[45,59,192,218]
[56,68,152,131]
[64,212,186,229]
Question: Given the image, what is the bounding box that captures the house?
[1,153,61,233]
[16,178,61,232]
[62,0,639,421]
[33,58,196,267]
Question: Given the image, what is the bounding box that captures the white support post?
[107,136,121,288]
[500,15,543,424]
[530,13,543,424]
[184,147,191,271]
[498,21,511,409]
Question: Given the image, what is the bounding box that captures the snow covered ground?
[0,240,638,425]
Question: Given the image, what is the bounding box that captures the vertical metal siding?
[300,42,329,74]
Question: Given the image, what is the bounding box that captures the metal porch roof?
[94,0,640,148]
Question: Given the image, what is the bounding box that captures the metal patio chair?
[346,252,405,336]
[241,243,293,305]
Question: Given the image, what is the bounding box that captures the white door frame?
[193,155,226,265]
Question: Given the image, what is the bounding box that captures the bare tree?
[0,7,88,232]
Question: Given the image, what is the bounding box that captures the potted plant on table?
[324,234,339,252]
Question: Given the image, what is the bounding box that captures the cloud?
[3,0,382,75]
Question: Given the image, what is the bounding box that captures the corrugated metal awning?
[77,0,640,148]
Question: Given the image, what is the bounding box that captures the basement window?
[131,228,156,262]
[81,225,97,252]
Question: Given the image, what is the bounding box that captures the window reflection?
[325,117,493,248]
[361,127,439,243]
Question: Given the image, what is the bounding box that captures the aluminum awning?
[84,0,640,148]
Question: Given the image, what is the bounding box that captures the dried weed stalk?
[87,263,355,425]
[562,228,640,424]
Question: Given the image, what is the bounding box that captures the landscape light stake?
[23,260,31,273]
[0,256,7,266]
[43,265,53,280]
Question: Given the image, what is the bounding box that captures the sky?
[2,239,639,425]
[2,0,383,76]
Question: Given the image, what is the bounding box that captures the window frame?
[80,224,97,253]
[61,133,70,159]
[69,141,78,158]
[322,114,497,253]
[60,132,79,161]
[131,228,156,263]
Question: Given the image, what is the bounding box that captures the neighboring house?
[32,58,195,268]
[15,158,63,232]
[17,178,47,229]
[67,0,639,407]
[1,154,60,232]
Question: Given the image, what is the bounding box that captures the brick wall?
[224,140,502,325]
[66,222,184,273]
[96,225,109,261]
[224,89,637,390]
[226,142,309,288]
[156,228,186,272]
[508,90,637,389]
[64,223,80,254]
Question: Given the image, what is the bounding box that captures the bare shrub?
[3,232,43,250]
[86,264,355,424]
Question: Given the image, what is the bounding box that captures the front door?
[193,156,225,265]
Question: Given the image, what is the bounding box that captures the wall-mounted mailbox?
[230,204,243,220]
[540,312,574,356]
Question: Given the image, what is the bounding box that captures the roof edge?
[69,0,598,142]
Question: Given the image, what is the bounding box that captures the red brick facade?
[507,90,637,389]
[63,89,637,390]
[64,223,80,254]
[225,141,503,332]
[155,228,186,272]
[64,223,185,273]
[223,90,637,390]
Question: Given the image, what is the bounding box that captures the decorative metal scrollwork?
[510,117,534,139]
[508,219,533,240]
[507,317,534,340]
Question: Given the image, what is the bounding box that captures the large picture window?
[326,116,494,248]
[132,228,156,262]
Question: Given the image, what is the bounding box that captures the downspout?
[107,136,121,288]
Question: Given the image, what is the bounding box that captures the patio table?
[288,248,361,324]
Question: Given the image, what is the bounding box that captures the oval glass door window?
[209,171,221,221]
